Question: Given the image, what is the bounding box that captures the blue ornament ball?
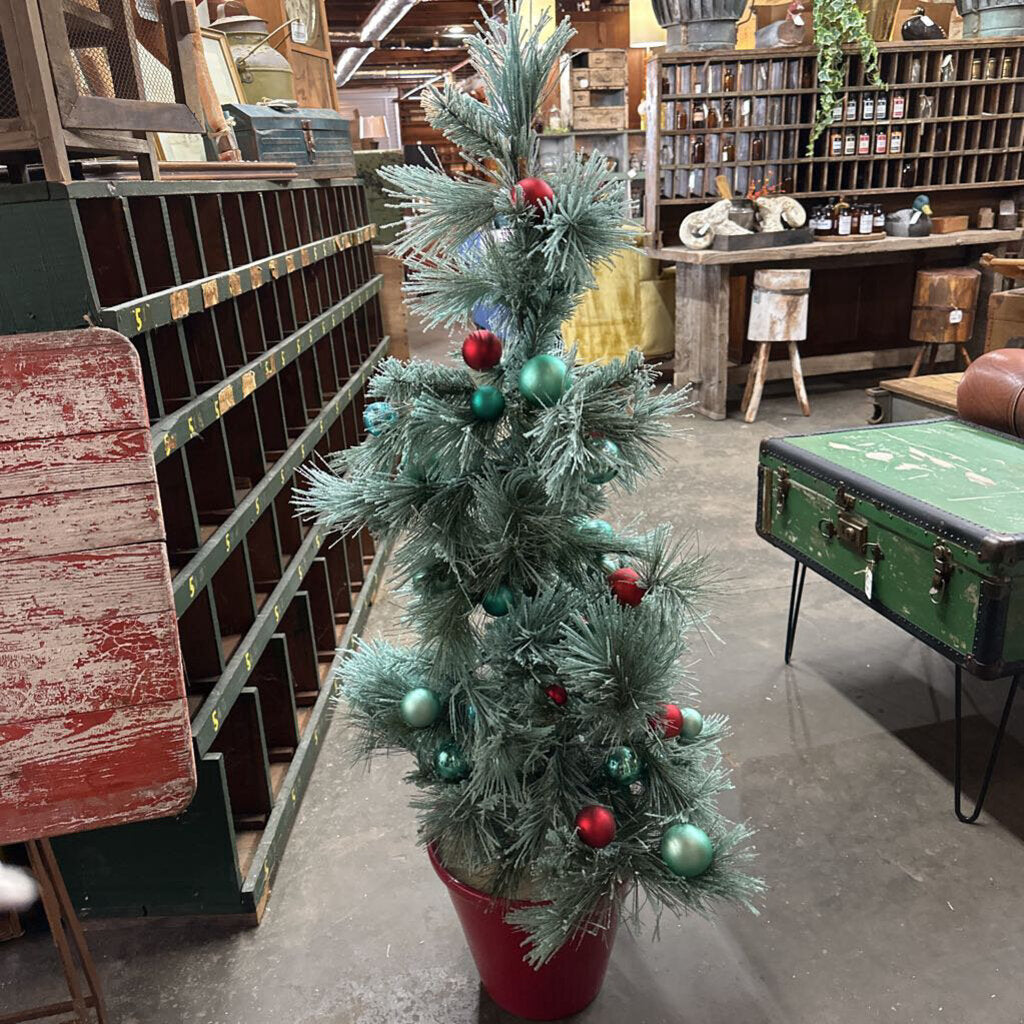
[519,354,568,407]
[580,518,614,537]
[482,585,515,617]
[400,687,441,729]
[470,385,506,422]
[660,823,714,878]
[586,438,620,485]
[435,741,470,781]
[363,401,397,436]
[603,745,642,786]
[681,708,704,739]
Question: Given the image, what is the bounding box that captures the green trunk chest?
[757,419,1024,679]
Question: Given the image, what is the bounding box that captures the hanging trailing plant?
[808,0,882,153]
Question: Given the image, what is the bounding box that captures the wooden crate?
[645,39,1024,243]
[572,67,626,90]
[589,50,627,70]
[574,106,628,131]
[0,177,387,918]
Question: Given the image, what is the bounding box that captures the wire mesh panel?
[0,33,19,121]
[37,0,201,132]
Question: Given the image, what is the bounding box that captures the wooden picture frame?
[200,26,245,107]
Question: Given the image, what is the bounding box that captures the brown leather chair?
[957,348,1024,437]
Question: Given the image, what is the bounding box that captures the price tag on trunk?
[949,307,964,324]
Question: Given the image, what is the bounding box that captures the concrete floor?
[6,331,1024,1024]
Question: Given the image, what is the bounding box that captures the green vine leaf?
[808,0,883,155]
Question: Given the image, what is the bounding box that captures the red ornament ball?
[651,703,683,738]
[513,176,554,210]
[462,329,503,371]
[609,566,647,607]
[575,805,616,849]
[546,683,568,706]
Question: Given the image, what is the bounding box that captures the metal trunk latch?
[930,544,954,603]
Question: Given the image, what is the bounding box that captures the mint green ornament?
[435,741,470,781]
[681,708,704,739]
[519,354,568,407]
[363,401,397,436]
[471,385,505,422]
[661,823,714,877]
[586,438,620,485]
[482,585,515,616]
[604,745,642,785]
[400,687,441,729]
[581,518,614,537]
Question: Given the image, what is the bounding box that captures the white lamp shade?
[359,115,389,140]
[629,0,667,46]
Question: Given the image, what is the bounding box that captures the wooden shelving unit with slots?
[0,176,388,918]
[645,39,1024,245]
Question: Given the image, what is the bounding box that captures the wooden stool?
[741,268,811,423]
[908,267,981,377]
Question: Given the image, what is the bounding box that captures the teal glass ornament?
[600,554,620,575]
[482,585,515,616]
[435,741,470,781]
[470,386,505,422]
[466,704,477,724]
[400,687,441,729]
[603,746,642,786]
[519,354,568,407]
[586,438,620,485]
[580,518,614,537]
[363,401,397,436]
[661,823,714,878]
[681,707,704,740]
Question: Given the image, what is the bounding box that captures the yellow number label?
[255,496,261,515]
[187,416,196,437]
[280,468,285,484]
[313,729,319,746]
[134,306,143,331]
[301,442,306,458]
[214,397,221,419]
[332,679,341,695]
[273,604,280,623]
[225,533,231,552]
[320,419,324,435]
[188,575,196,599]
[211,708,220,732]
[163,434,173,458]
[290,789,296,803]
[244,651,252,671]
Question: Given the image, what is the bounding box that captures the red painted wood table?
[0,328,195,843]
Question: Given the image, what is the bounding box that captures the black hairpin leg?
[784,560,807,665]
[954,666,1020,824]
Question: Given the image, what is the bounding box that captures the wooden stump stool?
[909,267,981,377]
[741,268,811,423]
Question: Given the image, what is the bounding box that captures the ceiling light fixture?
[445,24,467,35]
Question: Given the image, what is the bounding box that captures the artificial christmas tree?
[299,5,760,1016]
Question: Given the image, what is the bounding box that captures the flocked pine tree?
[298,3,761,965]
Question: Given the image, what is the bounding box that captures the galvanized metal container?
[955,0,1024,37]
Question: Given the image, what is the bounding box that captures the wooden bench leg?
[908,344,928,378]
[742,343,771,423]
[958,344,973,369]
[787,340,810,416]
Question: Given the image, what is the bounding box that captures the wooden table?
[647,228,1023,420]
[871,372,962,424]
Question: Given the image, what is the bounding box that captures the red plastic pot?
[428,844,618,1020]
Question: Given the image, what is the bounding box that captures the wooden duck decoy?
[886,194,933,237]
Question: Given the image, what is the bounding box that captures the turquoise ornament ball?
[681,707,704,739]
[482,585,515,616]
[586,438,620,485]
[363,401,397,436]
[435,741,470,781]
[603,745,642,786]
[400,687,441,729]
[581,518,614,537]
[471,385,506,422]
[661,823,714,878]
[519,354,568,407]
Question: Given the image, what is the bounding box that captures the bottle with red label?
[892,92,905,118]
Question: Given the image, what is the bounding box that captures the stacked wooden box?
[0,176,387,919]
[572,49,628,132]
